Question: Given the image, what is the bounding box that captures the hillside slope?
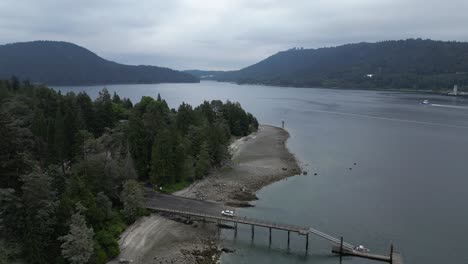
[215,39,468,90]
[0,41,199,85]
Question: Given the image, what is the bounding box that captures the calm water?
[55,81,468,264]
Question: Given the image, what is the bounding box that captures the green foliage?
[195,142,211,179]
[95,230,119,259]
[0,239,24,264]
[215,39,468,90]
[20,169,58,264]
[0,80,258,264]
[0,41,199,85]
[120,180,144,223]
[59,203,94,264]
[150,129,175,186]
[159,180,192,194]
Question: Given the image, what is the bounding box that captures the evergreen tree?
[173,143,187,183]
[94,88,114,135]
[59,203,94,264]
[182,156,195,182]
[122,98,133,109]
[150,130,175,186]
[195,142,211,179]
[76,92,95,132]
[120,180,144,223]
[20,170,58,263]
[0,81,260,264]
[112,92,121,104]
[31,110,47,141]
[54,108,66,171]
[95,192,113,222]
[0,239,23,264]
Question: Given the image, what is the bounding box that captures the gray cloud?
[1,0,467,70]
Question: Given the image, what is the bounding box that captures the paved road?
[145,191,228,216]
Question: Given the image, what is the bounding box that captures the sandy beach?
[111,125,301,264]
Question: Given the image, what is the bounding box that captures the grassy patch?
[159,180,192,194]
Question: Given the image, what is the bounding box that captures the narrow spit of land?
[110,125,301,264]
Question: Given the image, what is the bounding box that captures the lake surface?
[55,81,468,264]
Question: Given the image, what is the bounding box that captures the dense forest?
[207,39,468,90]
[0,41,199,85]
[0,77,258,264]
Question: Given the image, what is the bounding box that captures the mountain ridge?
[0,40,199,85]
[189,39,468,90]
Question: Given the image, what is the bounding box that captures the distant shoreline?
[111,125,301,264]
[206,79,463,95]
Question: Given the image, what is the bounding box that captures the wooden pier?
[146,193,404,263]
[147,206,314,250]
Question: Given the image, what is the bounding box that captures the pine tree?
[31,111,47,141]
[54,109,66,171]
[195,142,211,179]
[21,170,58,263]
[59,203,94,264]
[173,143,186,183]
[183,156,195,182]
[95,192,113,221]
[150,130,175,186]
[112,92,122,104]
[94,88,114,135]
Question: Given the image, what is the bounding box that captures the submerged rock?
[221,248,236,253]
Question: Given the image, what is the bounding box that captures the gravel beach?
[110,125,301,264]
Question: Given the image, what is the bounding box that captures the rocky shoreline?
[110,125,301,264]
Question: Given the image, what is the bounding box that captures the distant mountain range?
[187,39,468,90]
[0,41,199,85]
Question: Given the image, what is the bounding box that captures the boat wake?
[430,104,468,110]
[306,109,468,129]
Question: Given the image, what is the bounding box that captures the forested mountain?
[0,79,258,264]
[0,41,199,85]
[214,39,468,90]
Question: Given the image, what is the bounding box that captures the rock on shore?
[110,125,300,264]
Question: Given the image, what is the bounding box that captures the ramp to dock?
[332,246,404,264]
[146,192,403,264]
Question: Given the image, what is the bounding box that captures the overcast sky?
[1,0,467,70]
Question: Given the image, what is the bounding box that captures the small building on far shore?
[448,85,467,96]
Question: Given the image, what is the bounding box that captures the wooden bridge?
[146,194,403,264]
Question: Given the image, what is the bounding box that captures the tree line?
[0,77,258,264]
[214,39,468,91]
[0,41,199,85]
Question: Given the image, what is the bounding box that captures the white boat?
[354,245,370,252]
[422,100,429,105]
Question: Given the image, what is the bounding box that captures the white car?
[221,210,234,217]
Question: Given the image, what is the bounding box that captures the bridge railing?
[147,205,354,249]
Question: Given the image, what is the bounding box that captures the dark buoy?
[314,173,318,176]
[349,168,352,170]
[354,163,357,165]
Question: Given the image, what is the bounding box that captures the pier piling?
[234,222,237,238]
[251,225,254,240]
[269,228,272,246]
